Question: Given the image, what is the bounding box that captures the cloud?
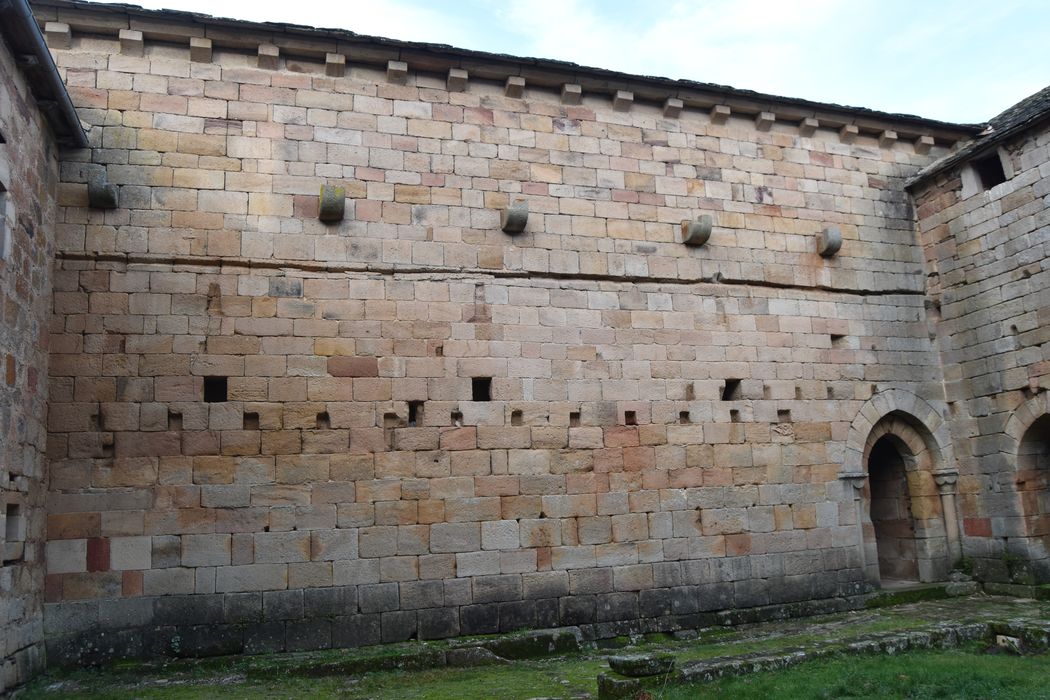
[494,0,855,96]
[90,0,1048,122]
[91,0,476,46]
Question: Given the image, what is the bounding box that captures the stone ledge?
[42,588,873,668]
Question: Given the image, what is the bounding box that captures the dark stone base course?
[44,585,872,668]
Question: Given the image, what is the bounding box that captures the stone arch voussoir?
[841,389,953,477]
[1003,392,1050,459]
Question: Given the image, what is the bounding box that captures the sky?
[90,0,1048,124]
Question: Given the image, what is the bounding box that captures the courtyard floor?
[15,594,1050,699]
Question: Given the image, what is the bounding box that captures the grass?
[19,656,605,699]
[663,645,1050,700]
[19,646,1050,699]
[18,598,1050,699]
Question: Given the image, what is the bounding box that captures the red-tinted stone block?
[328,356,379,377]
[963,518,992,537]
[123,570,143,596]
[87,537,110,572]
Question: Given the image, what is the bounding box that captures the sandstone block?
[430,523,480,553]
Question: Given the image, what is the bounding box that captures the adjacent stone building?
[0,0,1047,687]
[0,0,87,690]
[909,86,1050,582]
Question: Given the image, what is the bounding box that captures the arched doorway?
[1017,414,1050,554]
[858,412,951,585]
[868,435,918,582]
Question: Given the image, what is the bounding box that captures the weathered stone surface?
[318,185,345,223]
[680,216,712,247]
[816,226,842,257]
[500,199,528,234]
[608,652,675,677]
[446,646,507,667]
[87,173,118,210]
[597,672,642,700]
[14,0,1050,685]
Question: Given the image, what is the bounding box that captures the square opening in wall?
[4,503,24,564]
[451,411,463,426]
[569,411,581,427]
[722,379,742,401]
[243,412,259,430]
[679,411,691,424]
[778,409,792,423]
[472,377,491,401]
[974,152,1007,190]
[203,376,228,403]
[624,410,637,425]
[511,410,523,426]
[5,503,21,542]
[408,401,423,427]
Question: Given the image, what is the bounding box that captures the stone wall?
[37,5,970,662]
[0,28,60,692]
[912,121,1050,582]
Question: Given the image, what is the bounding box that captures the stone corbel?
[817,226,842,257]
[87,170,117,209]
[318,184,345,223]
[500,199,528,234]
[680,216,712,247]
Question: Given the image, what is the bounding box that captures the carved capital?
[934,470,959,495]
[838,472,867,492]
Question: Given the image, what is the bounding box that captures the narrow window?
[408,401,423,427]
[511,410,523,426]
[569,411,581,427]
[730,409,740,423]
[169,411,184,430]
[451,411,463,427]
[471,377,491,401]
[0,185,9,263]
[204,376,228,402]
[5,504,21,541]
[317,412,331,429]
[973,153,1006,189]
[3,503,24,564]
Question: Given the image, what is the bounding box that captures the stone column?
[934,471,963,564]
[840,473,869,575]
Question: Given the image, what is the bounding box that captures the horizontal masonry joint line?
[55,252,926,298]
